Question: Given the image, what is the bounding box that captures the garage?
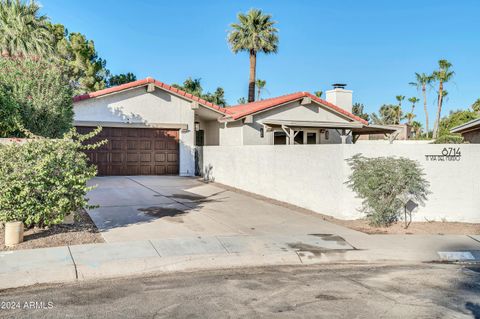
[76,126,179,176]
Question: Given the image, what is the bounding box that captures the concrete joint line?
[215,237,231,254]
[294,251,304,264]
[126,177,191,210]
[468,235,480,244]
[67,246,78,280]
[148,240,162,257]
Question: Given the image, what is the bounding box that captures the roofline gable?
[222,92,368,125]
[72,77,230,115]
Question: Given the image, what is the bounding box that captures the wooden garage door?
[76,126,179,176]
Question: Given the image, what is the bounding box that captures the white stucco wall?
[204,120,220,146]
[201,144,480,223]
[219,121,243,146]
[73,87,196,176]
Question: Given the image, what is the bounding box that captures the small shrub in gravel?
[346,154,430,227]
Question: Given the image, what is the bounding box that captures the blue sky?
[40,0,480,126]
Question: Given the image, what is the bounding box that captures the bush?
[0,83,20,137]
[0,57,73,138]
[346,154,430,227]
[0,128,104,227]
[434,134,464,144]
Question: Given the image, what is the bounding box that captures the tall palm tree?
[255,79,266,100]
[403,97,419,125]
[409,73,434,138]
[432,60,454,138]
[395,95,405,124]
[408,97,419,114]
[0,0,53,57]
[228,9,278,102]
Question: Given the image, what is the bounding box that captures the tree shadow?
[466,302,480,319]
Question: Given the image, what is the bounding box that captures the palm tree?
[228,9,278,102]
[255,79,266,100]
[0,0,53,57]
[314,90,323,98]
[395,95,405,124]
[405,97,419,125]
[408,97,419,113]
[432,60,454,138]
[371,104,400,125]
[409,73,434,138]
[404,112,416,125]
[411,121,423,138]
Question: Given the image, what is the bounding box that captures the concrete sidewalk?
[1,233,480,291]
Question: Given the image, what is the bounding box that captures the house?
[73,78,395,176]
[217,84,394,146]
[450,118,480,143]
[73,77,226,176]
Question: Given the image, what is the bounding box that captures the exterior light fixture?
[195,122,200,131]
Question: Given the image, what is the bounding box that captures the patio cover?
[260,119,399,144]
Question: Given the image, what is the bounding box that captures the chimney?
[325,83,353,114]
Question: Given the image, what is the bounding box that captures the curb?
[1,234,480,291]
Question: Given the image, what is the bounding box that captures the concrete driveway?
[86,176,359,243]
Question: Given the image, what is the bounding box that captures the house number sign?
[425,147,461,162]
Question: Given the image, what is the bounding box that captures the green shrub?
[0,83,20,137]
[0,57,73,138]
[434,134,464,144]
[346,154,430,227]
[0,128,105,227]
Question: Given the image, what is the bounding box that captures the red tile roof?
[73,77,230,114]
[222,92,368,125]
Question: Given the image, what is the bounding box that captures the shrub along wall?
[200,144,480,223]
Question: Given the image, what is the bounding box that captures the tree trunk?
[422,85,429,138]
[248,50,256,103]
[398,102,402,124]
[433,81,443,139]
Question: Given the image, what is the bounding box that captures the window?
[195,130,205,146]
[294,131,304,144]
[274,131,287,144]
[306,132,316,144]
[325,130,330,140]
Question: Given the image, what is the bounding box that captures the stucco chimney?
[325,83,353,114]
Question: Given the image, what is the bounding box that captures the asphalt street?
[1,263,479,318]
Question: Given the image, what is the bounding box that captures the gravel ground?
[328,218,480,235]
[215,182,480,235]
[0,209,104,251]
[0,263,478,318]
